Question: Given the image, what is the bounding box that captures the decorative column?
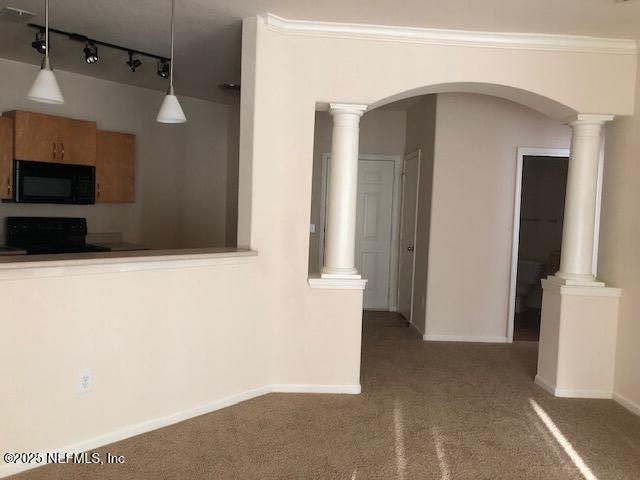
[557,114,613,284]
[321,103,367,279]
[536,113,621,400]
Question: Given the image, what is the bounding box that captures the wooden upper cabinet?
[0,117,13,200]
[2,111,96,165]
[57,116,97,165]
[96,130,135,203]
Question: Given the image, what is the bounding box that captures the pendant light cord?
[45,0,49,58]
[170,0,175,90]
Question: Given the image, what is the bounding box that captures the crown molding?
[263,14,637,55]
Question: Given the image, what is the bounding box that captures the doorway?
[319,154,402,310]
[509,149,569,341]
[397,150,421,323]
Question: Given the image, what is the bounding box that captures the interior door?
[355,160,395,310]
[397,151,420,322]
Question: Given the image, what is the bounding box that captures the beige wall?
[0,258,270,458]
[424,93,570,340]
[4,15,639,470]
[599,55,640,412]
[403,96,437,333]
[0,57,231,249]
[308,109,407,273]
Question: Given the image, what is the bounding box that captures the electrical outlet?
[310,223,316,233]
[77,369,93,393]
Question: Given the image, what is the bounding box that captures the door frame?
[396,150,421,324]
[319,153,403,310]
[507,146,604,342]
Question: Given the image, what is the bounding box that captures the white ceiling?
[1,0,639,103]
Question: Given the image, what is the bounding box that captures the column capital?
[329,103,368,117]
[564,113,615,127]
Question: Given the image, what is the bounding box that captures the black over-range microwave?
[12,160,96,204]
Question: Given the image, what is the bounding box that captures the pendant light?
[156,0,186,123]
[27,0,64,104]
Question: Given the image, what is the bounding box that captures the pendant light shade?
[27,57,64,104]
[156,86,186,123]
[157,0,186,123]
[27,0,64,104]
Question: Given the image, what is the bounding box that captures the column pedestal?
[536,276,621,398]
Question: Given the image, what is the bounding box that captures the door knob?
[407,246,414,252]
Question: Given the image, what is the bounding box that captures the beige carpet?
[11,311,640,479]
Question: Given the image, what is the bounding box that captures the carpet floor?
[10,311,640,479]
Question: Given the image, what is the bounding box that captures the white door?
[397,151,420,322]
[355,160,395,310]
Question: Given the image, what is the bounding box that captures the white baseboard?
[535,375,612,399]
[613,392,640,417]
[271,384,361,394]
[423,334,508,343]
[534,375,556,395]
[0,383,361,479]
[554,387,612,399]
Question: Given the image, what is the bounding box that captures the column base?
[536,276,621,399]
[554,271,603,287]
[547,273,605,287]
[321,266,361,279]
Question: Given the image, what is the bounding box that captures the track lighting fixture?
[126,52,142,72]
[28,23,170,79]
[83,42,98,64]
[157,59,170,79]
[31,30,46,54]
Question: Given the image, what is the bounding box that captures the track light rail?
[28,23,170,63]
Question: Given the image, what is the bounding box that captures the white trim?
[263,14,637,56]
[0,250,258,281]
[553,388,612,399]
[0,383,360,478]
[319,153,402,307]
[508,148,570,342]
[271,384,361,394]
[541,277,622,297]
[534,375,557,396]
[397,150,421,324]
[308,275,368,290]
[535,375,614,399]
[613,392,640,417]
[423,334,508,343]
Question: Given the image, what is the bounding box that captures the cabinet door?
[96,131,135,203]
[5,111,59,163]
[0,117,13,200]
[57,117,97,165]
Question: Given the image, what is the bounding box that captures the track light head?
[83,42,98,64]
[126,52,142,72]
[31,30,46,54]
[157,59,170,79]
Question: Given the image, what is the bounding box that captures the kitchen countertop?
[0,246,27,256]
[92,242,150,252]
[0,248,259,280]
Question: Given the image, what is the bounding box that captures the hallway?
[12,312,640,480]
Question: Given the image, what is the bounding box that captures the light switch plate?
[310,224,316,233]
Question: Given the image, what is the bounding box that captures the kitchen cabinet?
[0,117,13,200]
[96,130,135,203]
[2,111,96,165]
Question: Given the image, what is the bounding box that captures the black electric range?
[6,217,111,255]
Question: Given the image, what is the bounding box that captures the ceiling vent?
[0,6,36,23]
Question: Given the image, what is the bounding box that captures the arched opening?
[310,83,591,364]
